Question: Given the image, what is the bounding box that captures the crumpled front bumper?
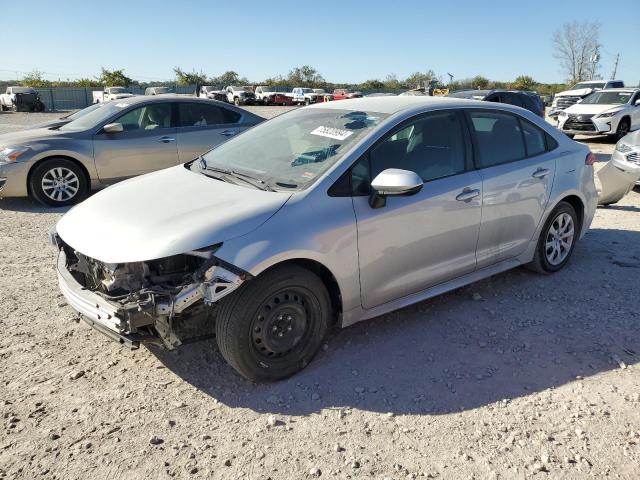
[56,249,145,348]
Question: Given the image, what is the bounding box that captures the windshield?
[581,91,632,105]
[60,101,131,132]
[301,88,313,93]
[199,108,387,190]
[66,102,104,120]
[109,87,127,94]
[570,81,605,91]
[153,87,172,94]
[313,89,326,94]
[448,90,489,99]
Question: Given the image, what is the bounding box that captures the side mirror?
[369,168,423,209]
[103,122,123,134]
[635,99,640,106]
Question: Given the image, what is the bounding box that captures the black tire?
[234,97,240,106]
[565,133,575,139]
[216,265,331,382]
[616,118,630,141]
[526,201,578,274]
[29,158,88,207]
[304,98,311,106]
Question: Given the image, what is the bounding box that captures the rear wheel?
[215,265,331,382]
[29,158,88,207]
[616,118,630,140]
[526,202,578,274]
[304,98,311,106]
[234,97,240,106]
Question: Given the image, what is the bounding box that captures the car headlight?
[616,142,633,153]
[0,146,30,163]
[558,111,568,118]
[597,111,619,118]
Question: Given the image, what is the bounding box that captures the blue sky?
[1,0,638,85]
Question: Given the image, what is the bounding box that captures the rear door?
[175,102,246,162]
[466,109,557,267]
[92,102,178,182]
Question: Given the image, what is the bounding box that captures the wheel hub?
[252,293,308,357]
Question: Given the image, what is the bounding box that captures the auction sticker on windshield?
[310,126,354,141]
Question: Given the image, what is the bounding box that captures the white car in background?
[557,88,640,139]
[550,79,624,117]
[614,130,640,186]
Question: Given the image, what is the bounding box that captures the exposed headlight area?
[0,146,30,163]
[54,235,250,349]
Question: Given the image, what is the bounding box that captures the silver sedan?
[0,95,263,206]
[52,97,598,381]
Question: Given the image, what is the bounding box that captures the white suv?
[557,88,640,139]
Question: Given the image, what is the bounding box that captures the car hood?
[0,127,78,146]
[564,104,622,115]
[56,165,292,264]
[556,88,595,97]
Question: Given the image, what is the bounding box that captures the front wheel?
[215,265,331,382]
[234,97,240,106]
[616,118,630,141]
[29,158,88,207]
[526,202,578,274]
[304,98,311,106]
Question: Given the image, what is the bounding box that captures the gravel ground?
[0,108,638,480]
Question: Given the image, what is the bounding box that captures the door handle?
[220,129,238,137]
[158,136,175,143]
[456,188,481,202]
[532,167,550,179]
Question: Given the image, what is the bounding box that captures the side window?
[178,103,240,127]
[520,119,546,157]
[468,111,525,167]
[369,110,467,183]
[115,103,172,131]
[503,93,524,107]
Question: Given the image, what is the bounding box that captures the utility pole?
[610,53,620,80]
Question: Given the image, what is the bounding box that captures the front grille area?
[556,95,582,109]
[627,152,640,164]
[563,114,596,131]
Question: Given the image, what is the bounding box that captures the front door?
[352,110,482,309]
[93,102,178,182]
[465,109,556,267]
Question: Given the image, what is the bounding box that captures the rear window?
[469,111,525,168]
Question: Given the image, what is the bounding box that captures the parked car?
[332,89,363,100]
[254,86,293,105]
[550,80,624,118]
[448,89,545,117]
[50,96,597,381]
[199,85,227,102]
[0,96,263,206]
[92,87,134,103]
[595,130,640,205]
[557,88,640,139]
[313,89,332,101]
[145,86,173,95]
[292,87,325,105]
[225,86,256,105]
[0,86,45,112]
[27,102,105,130]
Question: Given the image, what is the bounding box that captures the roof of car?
[309,96,491,114]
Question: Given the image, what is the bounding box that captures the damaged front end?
[53,234,250,349]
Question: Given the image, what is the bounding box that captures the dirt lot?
[0,109,638,480]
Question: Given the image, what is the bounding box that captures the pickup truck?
[254,86,293,105]
[0,86,45,112]
[550,79,625,118]
[292,87,327,105]
[92,87,135,104]
[225,86,256,105]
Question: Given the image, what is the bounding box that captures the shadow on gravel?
[0,197,73,213]
[150,228,640,417]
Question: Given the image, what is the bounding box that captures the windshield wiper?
[202,160,274,192]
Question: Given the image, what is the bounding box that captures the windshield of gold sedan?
[199,108,388,190]
[59,102,131,132]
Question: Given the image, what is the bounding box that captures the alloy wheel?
[41,167,80,202]
[544,212,574,266]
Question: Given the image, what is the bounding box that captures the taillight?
[585,152,596,165]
